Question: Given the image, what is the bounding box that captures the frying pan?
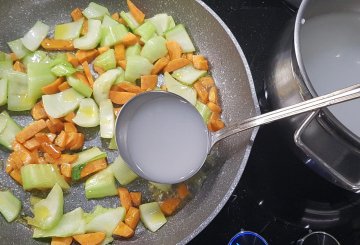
[0,0,259,244]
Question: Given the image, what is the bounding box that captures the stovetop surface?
[189,1,360,244]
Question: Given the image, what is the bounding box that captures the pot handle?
[294,110,360,192]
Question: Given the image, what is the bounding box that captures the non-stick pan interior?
[0,0,259,244]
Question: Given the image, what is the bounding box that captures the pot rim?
[293,0,360,145]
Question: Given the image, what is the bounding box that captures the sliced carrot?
[130,192,141,207]
[30,149,39,163]
[73,232,106,245]
[13,60,26,73]
[80,158,107,178]
[141,75,157,90]
[51,237,73,245]
[98,46,109,55]
[193,81,209,104]
[46,133,57,143]
[199,76,215,90]
[35,133,52,144]
[118,60,127,70]
[66,52,79,67]
[41,39,75,51]
[163,58,191,73]
[71,8,84,21]
[74,71,90,86]
[93,65,105,75]
[64,122,77,133]
[65,132,77,149]
[76,49,99,64]
[118,187,132,211]
[111,85,126,92]
[82,61,94,87]
[121,32,138,46]
[114,82,142,93]
[125,207,140,230]
[176,183,189,199]
[60,154,79,164]
[55,131,67,148]
[114,43,126,62]
[23,138,41,151]
[9,53,18,62]
[64,112,76,123]
[38,157,47,164]
[42,77,64,95]
[69,133,84,151]
[16,119,47,144]
[10,169,22,185]
[7,151,24,170]
[109,91,136,105]
[166,41,182,60]
[208,86,219,104]
[192,55,209,70]
[111,12,120,22]
[114,107,121,116]
[207,101,222,113]
[127,0,145,24]
[186,53,194,61]
[151,57,170,75]
[208,113,225,131]
[113,221,134,238]
[58,82,71,91]
[118,17,127,26]
[31,101,48,120]
[60,163,72,178]
[160,197,181,216]
[46,118,64,134]
[81,19,88,36]
[5,161,13,174]
[41,142,62,159]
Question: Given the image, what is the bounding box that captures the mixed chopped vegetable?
[0,0,225,243]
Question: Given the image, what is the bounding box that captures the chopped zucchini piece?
[51,63,76,77]
[164,72,196,105]
[125,43,142,58]
[110,156,138,185]
[72,98,100,127]
[27,184,63,230]
[33,207,86,238]
[125,55,153,83]
[172,64,207,85]
[140,202,167,232]
[99,99,114,139]
[42,88,84,118]
[73,19,102,50]
[7,70,36,111]
[0,190,21,222]
[85,167,117,199]
[101,24,129,47]
[27,62,57,100]
[146,13,175,36]
[67,76,93,98]
[0,78,7,106]
[21,21,50,51]
[21,164,70,190]
[120,11,140,31]
[195,100,212,123]
[54,18,84,40]
[141,36,168,63]
[82,2,110,20]
[0,111,22,150]
[135,22,157,42]
[8,39,30,59]
[93,68,121,104]
[93,49,116,71]
[165,24,195,53]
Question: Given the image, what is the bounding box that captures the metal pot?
[0,0,259,244]
[266,0,360,192]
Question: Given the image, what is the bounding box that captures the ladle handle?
[210,84,360,147]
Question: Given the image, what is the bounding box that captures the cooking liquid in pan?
[300,12,360,136]
[125,96,209,183]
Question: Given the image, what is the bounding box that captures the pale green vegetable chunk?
[33,208,86,238]
[164,72,196,105]
[172,64,207,85]
[73,19,102,50]
[140,202,167,232]
[42,88,84,118]
[27,184,63,230]
[72,98,100,127]
[110,155,138,185]
[21,21,49,51]
[54,18,84,40]
[0,191,21,222]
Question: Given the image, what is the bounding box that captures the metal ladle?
[115,84,360,184]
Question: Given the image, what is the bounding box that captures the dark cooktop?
[190,1,360,244]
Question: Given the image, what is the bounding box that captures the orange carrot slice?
[31,101,48,120]
[113,221,134,238]
[80,158,107,178]
[76,49,99,64]
[73,232,106,245]
[64,122,77,133]
[115,43,125,62]
[16,120,47,144]
[141,75,157,90]
[127,0,145,24]
[42,77,64,95]
[109,91,136,105]
[193,81,209,104]
[71,8,84,21]
[82,61,94,87]
[118,60,127,70]
[160,197,181,216]
[63,112,76,123]
[115,82,142,93]
[125,207,140,230]
[60,163,72,178]
[166,41,182,60]
[163,58,191,73]
[66,52,79,67]
[118,187,132,211]
[176,183,189,199]
[58,82,70,91]
[122,32,138,46]
[23,138,41,151]
[41,39,75,51]
[13,61,26,73]
[192,55,209,70]
[151,57,169,75]
[130,192,141,207]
